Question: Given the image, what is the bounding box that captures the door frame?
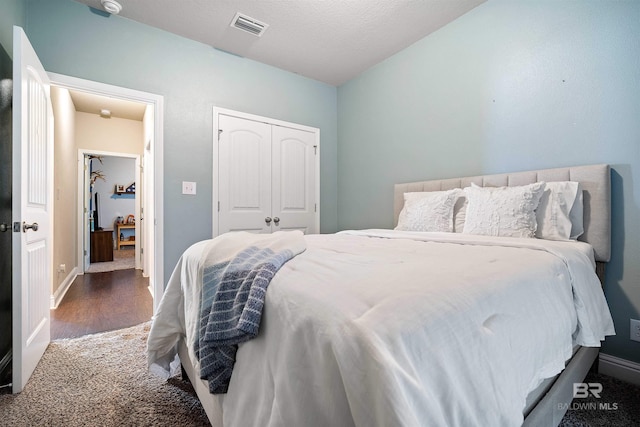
[212,107,320,237]
[49,73,165,311]
[77,150,141,272]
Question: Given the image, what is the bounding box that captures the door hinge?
[315,203,317,213]
[218,129,223,141]
[13,222,20,232]
[140,247,144,255]
[218,201,220,212]
[313,145,318,155]
[84,250,87,256]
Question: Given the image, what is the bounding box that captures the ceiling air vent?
[230,13,269,37]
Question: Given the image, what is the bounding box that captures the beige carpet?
[0,323,210,426]
[86,249,135,273]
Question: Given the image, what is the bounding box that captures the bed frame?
[179,343,224,426]
[182,164,611,427]
[394,163,611,426]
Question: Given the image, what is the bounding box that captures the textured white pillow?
[569,185,584,239]
[462,182,546,238]
[395,189,462,232]
[536,181,583,241]
[453,197,467,233]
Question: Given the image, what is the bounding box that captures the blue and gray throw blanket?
[195,230,306,393]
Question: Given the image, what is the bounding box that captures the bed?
[148,163,615,427]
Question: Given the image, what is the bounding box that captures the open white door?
[12,26,53,393]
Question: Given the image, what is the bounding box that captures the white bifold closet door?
[218,114,318,235]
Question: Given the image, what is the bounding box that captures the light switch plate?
[182,181,196,195]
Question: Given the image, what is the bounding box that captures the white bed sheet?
[148,230,614,427]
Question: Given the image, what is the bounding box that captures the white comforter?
[148,230,615,427]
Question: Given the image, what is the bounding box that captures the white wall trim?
[50,267,78,309]
[47,72,165,313]
[599,352,640,387]
[214,107,319,133]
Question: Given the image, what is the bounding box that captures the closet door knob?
[265,217,272,224]
[273,217,280,224]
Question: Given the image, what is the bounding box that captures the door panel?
[272,126,317,234]
[218,115,271,234]
[12,26,53,393]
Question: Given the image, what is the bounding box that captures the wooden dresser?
[90,229,114,263]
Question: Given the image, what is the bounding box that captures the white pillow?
[536,181,583,241]
[462,182,546,238]
[569,185,584,239]
[453,196,467,233]
[395,189,462,232]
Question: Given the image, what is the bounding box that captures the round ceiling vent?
[101,0,122,15]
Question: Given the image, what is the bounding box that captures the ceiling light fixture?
[101,0,122,15]
[100,109,112,118]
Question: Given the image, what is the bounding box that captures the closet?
[215,110,319,235]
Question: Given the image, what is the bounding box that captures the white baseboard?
[598,352,640,387]
[50,267,78,309]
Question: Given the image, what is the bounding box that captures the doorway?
[48,73,165,312]
[82,152,139,273]
[10,27,164,393]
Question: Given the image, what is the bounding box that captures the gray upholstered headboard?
[394,164,611,263]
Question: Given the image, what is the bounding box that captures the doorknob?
[0,223,8,232]
[265,217,272,224]
[273,217,280,225]
[23,222,39,232]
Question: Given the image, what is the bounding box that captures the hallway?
[51,268,153,340]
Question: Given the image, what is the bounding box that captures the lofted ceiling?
[72,0,485,87]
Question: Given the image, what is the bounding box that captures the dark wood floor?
[51,268,153,340]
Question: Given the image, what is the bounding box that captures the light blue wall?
[338,1,640,363]
[91,156,136,241]
[6,0,639,365]
[18,0,337,283]
[0,0,25,57]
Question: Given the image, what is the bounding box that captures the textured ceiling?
[72,0,485,86]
